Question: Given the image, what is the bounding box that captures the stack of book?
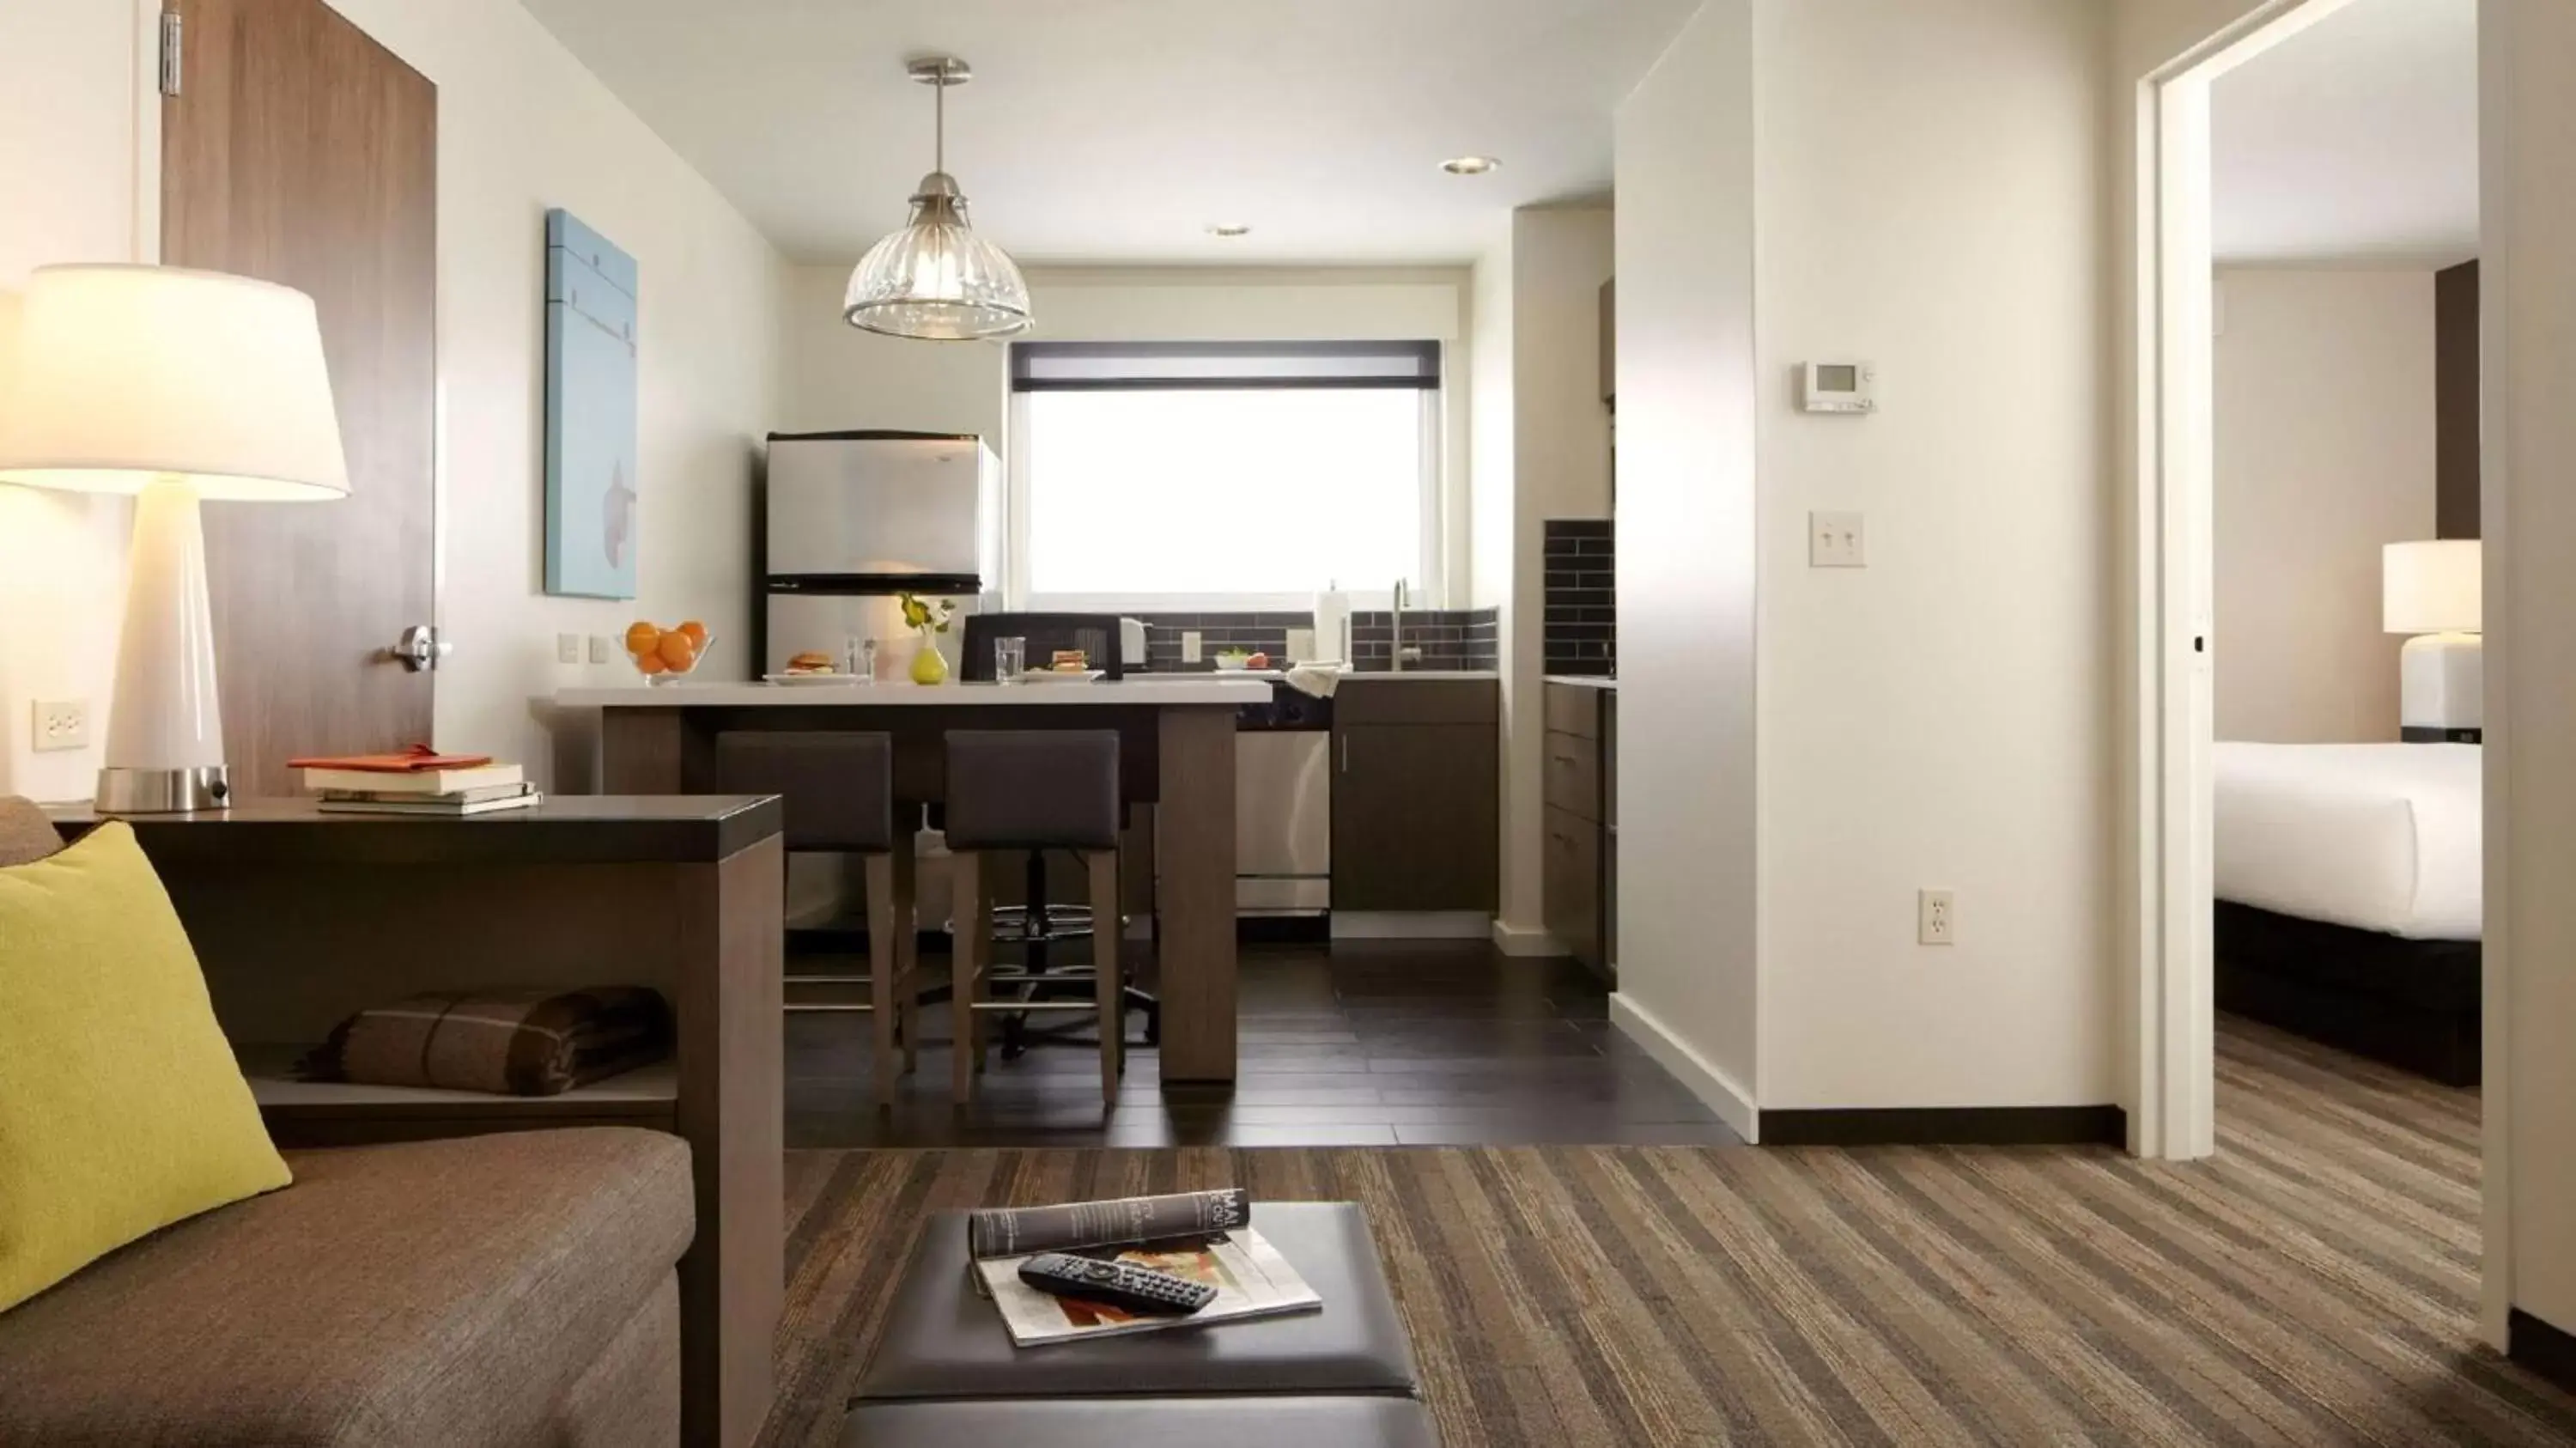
[966,1188,1321,1347]
[290,748,541,817]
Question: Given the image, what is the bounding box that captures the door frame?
[2124,0,2365,1165]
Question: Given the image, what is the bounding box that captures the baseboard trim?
[1490,919,1564,957]
[1758,1104,2129,1147]
[2510,1309,2576,1394]
[1607,993,1758,1141]
[1331,911,1492,941]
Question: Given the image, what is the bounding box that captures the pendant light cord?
[934,65,947,173]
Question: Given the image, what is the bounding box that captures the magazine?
[966,1189,1251,1260]
[972,1226,1322,1347]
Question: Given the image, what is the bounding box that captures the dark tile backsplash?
[1543,519,1616,675]
[1133,607,1498,673]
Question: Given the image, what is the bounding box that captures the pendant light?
[843,55,1034,341]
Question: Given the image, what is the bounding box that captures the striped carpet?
[763,1019,2576,1446]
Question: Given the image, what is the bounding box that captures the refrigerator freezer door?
[766,434,994,581]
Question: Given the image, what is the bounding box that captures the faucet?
[1390,578,1411,672]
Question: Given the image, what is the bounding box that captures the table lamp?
[0,265,348,810]
[2383,538,2482,743]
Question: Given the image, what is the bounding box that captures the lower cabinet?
[1542,804,1601,967]
[1541,682,1615,977]
[1330,679,1501,913]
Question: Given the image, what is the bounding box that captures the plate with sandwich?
[765,650,856,685]
[1022,648,1105,684]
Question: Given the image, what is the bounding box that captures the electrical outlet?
[556,632,583,664]
[32,699,89,752]
[1918,889,1955,946]
[588,635,613,665]
[1810,510,1866,568]
[1182,630,1204,663]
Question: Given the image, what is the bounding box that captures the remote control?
[1018,1253,1219,1316]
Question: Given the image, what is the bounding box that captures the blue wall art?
[544,209,640,599]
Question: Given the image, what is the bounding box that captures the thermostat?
[1800,362,1877,415]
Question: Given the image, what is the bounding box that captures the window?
[1007,341,1442,608]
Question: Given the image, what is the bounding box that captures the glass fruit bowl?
[625,622,714,684]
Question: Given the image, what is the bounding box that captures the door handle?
[391,624,450,672]
[1338,734,1348,774]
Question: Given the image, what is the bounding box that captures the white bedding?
[2213,742,2482,940]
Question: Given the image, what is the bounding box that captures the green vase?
[908,636,950,684]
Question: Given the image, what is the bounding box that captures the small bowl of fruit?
[625,619,713,684]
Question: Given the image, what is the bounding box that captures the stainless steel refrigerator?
[757,430,1000,676]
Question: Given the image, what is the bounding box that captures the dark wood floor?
[784,940,1740,1148]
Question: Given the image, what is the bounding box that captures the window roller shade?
[1011,340,1441,392]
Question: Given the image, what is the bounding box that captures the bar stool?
[714,730,920,1105]
[944,729,1125,1104]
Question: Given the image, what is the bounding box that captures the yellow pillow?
[0,822,290,1311]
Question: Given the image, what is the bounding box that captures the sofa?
[0,799,696,1447]
[0,1127,694,1447]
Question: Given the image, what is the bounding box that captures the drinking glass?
[994,636,1027,682]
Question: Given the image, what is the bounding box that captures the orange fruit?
[636,650,669,675]
[657,631,699,672]
[675,619,708,647]
[625,620,661,654]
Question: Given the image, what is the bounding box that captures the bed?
[2214,742,2482,1085]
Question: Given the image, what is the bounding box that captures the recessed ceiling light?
[1207,222,1253,238]
[1441,155,1502,176]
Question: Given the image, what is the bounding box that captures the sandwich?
[784,650,835,675]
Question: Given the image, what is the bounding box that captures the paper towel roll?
[1311,587,1350,664]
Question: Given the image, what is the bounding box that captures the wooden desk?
[559,678,1257,1084]
[50,796,785,1448]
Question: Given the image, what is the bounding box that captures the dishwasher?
[1235,681,1332,915]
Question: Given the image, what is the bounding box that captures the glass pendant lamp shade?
[842,172,1032,340]
[843,55,1033,342]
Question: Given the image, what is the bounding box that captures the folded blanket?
[301,987,671,1097]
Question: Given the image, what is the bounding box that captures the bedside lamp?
[2383,538,2482,743]
[0,265,348,811]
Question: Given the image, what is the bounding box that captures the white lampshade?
[2384,539,2482,636]
[0,264,347,500]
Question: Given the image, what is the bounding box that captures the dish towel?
[1284,663,1347,700]
[301,986,671,1097]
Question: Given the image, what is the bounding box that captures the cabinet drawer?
[1542,730,1601,823]
[1334,678,1498,726]
[1544,683,1601,739]
[1541,805,1601,967]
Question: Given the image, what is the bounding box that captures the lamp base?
[2399,631,2483,734]
[95,764,231,813]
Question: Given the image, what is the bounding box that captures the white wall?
[1751,0,2112,1110]
[2485,0,2576,1352]
[0,0,146,802]
[1498,208,1614,942]
[1609,0,1762,1127]
[775,263,1473,606]
[1467,240,1516,616]
[0,0,784,798]
[322,0,786,788]
[2213,268,2435,743]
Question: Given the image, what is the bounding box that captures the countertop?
[556,678,1276,709]
[1543,674,1619,691]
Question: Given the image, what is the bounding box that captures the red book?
[287,743,493,774]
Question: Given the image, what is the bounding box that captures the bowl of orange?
[626,620,714,684]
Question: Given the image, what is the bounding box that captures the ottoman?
[845,1202,1433,1446]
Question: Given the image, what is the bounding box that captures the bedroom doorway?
[2129,0,2488,1165]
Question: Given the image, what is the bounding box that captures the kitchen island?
[555,678,1272,1083]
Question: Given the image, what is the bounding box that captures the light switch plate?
[1810,510,1866,568]
[588,635,613,665]
[1182,630,1204,663]
[556,632,583,664]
